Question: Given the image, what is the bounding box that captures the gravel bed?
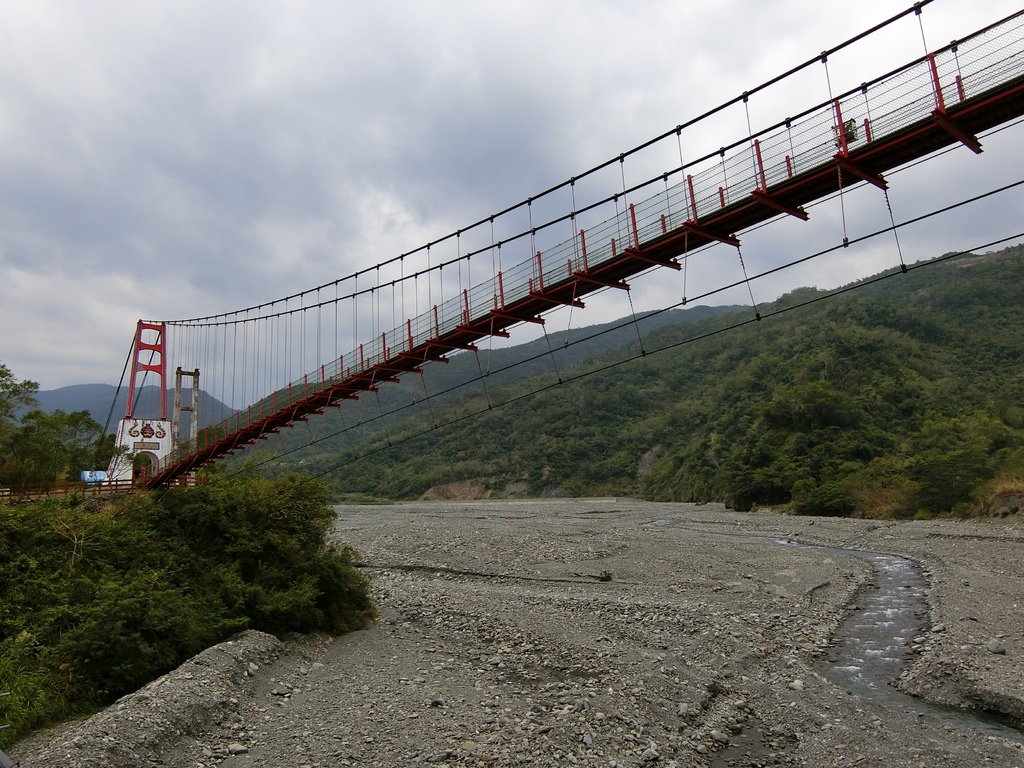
[10,499,1024,767]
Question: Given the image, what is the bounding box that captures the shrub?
[795,482,856,517]
[910,447,991,515]
[0,475,374,748]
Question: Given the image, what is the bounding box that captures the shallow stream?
[785,538,1023,741]
[648,518,1023,743]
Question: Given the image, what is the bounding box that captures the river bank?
[10,499,1024,766]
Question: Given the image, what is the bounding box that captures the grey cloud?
[1,0,1021,387]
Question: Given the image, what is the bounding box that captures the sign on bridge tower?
[107,321,177,482]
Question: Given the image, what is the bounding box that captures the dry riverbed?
[11,499,1024,767]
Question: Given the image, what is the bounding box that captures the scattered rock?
[7,630,282,767]
[641,745,660,761]
[986,638,1008,655]
[10,500,1024,768]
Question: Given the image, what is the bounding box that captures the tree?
[0,363,38,431]
[5,410,108,485]
[0,363,112,487]
[0,364,39,483]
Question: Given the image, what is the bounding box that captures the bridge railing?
[2,479,139,502]
[164,11,1024,473]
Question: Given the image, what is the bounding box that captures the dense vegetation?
[0,476,374,749]
[280,247,1024,517]
[0,363,114,489]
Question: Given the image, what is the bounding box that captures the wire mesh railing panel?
[958,14,1024,85]
[581,214,624,271]
[464,277,497,326]
[501,258,537,306]
[539,238,577,286]
[633,193,669,245]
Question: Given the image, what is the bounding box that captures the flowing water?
[787,540,1023,741]
[648,518,1022,742]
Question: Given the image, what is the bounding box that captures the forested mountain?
[254,246,1024,517]
[266,303,741,455]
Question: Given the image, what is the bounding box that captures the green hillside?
[266,303,740,455]
[264,246,1024,518]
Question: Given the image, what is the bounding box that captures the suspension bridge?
[106,4,1024,489]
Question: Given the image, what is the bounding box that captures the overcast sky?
[2,0,1022,391]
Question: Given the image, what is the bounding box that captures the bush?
[910,447,992,515]
[795,482,856,517]
[0,475,374,748]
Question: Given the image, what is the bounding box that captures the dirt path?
[11,499,1024,767]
